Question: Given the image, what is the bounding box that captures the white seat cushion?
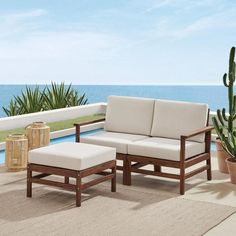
[151,99,208,142]
[104,96,155,136]
[128,137,205,161]
[28,142,116,171]
[81,131,148,154]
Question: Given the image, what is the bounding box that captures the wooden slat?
[33,173,51,179]
[131,163,147,169]
[116,165,123,171]
[131,168,180,180]
[29,164,77,178]
[185,166,209,179]
[185,153,209,168]
[80,160,116,178]
[30,177,76,191]
[96,171,111,176]
[129,155,180,168]
[82,174,114,190]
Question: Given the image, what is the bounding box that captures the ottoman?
[27,142,116,207]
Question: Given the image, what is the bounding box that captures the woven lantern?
[5,134,28,171]
[25,122,50,150]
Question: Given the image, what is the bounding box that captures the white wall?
[0,103,107,131]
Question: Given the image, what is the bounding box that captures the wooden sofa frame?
[75,114,213,195]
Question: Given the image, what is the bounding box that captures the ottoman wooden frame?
[27,160,116,207]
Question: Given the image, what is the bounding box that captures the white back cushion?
[151,100,208,142]
[105,96,155,136]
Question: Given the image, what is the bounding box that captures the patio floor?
[0,152,235,235]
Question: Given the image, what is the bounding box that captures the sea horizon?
[0,83,223,86]
[0,84,228,118]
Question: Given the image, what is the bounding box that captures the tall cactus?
[212,47,236,159]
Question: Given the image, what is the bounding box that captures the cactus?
[212,47,236,160]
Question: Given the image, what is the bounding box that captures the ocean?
[0,85,228,117]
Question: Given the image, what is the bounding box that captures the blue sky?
[0,0,235,85]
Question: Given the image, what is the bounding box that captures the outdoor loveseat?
[75,96,213,194]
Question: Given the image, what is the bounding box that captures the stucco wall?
[0,103,107,131]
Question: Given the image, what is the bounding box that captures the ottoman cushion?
[28,142,116,171]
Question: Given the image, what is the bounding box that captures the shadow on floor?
[192,181,236,199]
[0,173,178,222]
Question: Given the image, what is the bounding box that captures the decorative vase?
[5,134,28,171]
[216,140,230,174]
[25,122,50,150]
[226,158,236,184]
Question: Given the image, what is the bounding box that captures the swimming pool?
[0,131,217,165]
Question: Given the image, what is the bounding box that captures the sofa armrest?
[180,126,213,140]
[180,126,213,163]
[74,118,105,142]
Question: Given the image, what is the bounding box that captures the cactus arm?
[223,73,229,87]
[233,96,236,118]
[212,117,222,137]
[222,108,228,121]
[216,109,225,126]
[229,47,235,76]
[228,116,233,133]
[230,61,236,82]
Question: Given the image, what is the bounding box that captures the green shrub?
[2,82,88,116]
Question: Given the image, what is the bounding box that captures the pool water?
[0,131,217,164]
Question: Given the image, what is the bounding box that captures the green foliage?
[2,82,88,116]
[212,47,236,160]
[2,99,21,116]
[67,90,88,106]
[43,82,88,109]
[43,82,73,110]
[14,86,45,114]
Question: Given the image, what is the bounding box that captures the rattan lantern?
[25,122,50,150]
[5,134,28,171]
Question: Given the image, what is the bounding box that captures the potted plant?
[213,46,236,182]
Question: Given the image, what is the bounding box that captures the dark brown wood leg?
[65,176,69,184]
[180,167,185,195]
[76,172,81,207]
[154,165,161,172]
[75,125,80,142]
[126,159,131,186]
[111,165,116,192]
[205,131,212,181]
[207,157,212,180]
[123,158,128,185]
[27,164,32,198]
